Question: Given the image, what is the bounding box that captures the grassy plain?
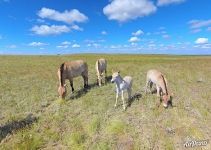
[0,54,210,149]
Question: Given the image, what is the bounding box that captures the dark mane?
[161,75,168,95]
[60,63,65,86]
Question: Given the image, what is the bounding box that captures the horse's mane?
[60,63,65,86]
[161,75,168,95]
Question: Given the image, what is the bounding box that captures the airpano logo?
[184,138,209,148]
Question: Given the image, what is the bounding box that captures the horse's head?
[111,71,120,83]
[162,93,173,108]
[58,84,67,99]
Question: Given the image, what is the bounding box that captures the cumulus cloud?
[103,0,157,22]
[38,7,88,24]
[157,0,185,6]
[28,42,48,46]
[72,44,80,48]
[31,25,70,35]
[195,38,209,44]
[129,36,140,42]
[188,20,211,29]
[132,29,144,36]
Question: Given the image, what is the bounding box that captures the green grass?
[0,54,211,149]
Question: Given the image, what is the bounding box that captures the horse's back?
[147,69,162,82]
[124,76,133,88]
[64,60,88,78]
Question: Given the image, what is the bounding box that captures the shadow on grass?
[0,114,38,142]
[128,92,142,107]
[69,76,112,100]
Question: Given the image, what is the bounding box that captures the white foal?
[111,71,132,110]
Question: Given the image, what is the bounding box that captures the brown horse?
[145,69,172,108]
[57,60,88,99]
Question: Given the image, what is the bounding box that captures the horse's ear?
[118,71,120,74]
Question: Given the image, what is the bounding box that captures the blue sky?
[0,0,211,55]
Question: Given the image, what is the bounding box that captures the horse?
[145,69,172,108]
[96,58,107,86]
[111,71,132,110]
[57,60,88,99]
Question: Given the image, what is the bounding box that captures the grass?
[0,54,211,149]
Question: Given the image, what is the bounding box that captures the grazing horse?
[111,71,132,110]
[57,60,88,99]
[145,69,172,108]
[96,58,107,86]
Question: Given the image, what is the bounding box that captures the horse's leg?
[121,91,126,110]
[127,88,132,100]
[82,70,88,88]
[145,79,149,94]
[156,85,160,97]
[69,78,74,93]
[96,72,99,86]
[114,91,119,108]
[105,69,107,84]
[98,72,102,86]
[82,75,87,88]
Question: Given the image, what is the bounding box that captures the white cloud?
[72,44,80,48]
[162,34,170,39]
[188,20,211,29]
[38,7,88,24]
[131,42,138,46]
[57,45,69,49]
[31,25,70,35]
[28,42,48,47]
[87,43,92,47]
[101,31,107,35]
[57,41,71,49]
[61,41,71,45]
[191,29,201,33]
[157,0,185,6]
[132,29,144,36]
[129,36,140,42]
[71,25,83,31]
[103,0,157,22]
[195,38,209,44]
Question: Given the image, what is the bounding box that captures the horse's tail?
[96,60,100,75]
[161,74,168,95]
[84,61,88,75]
[97,60,100,71]
[60,63,65,86]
